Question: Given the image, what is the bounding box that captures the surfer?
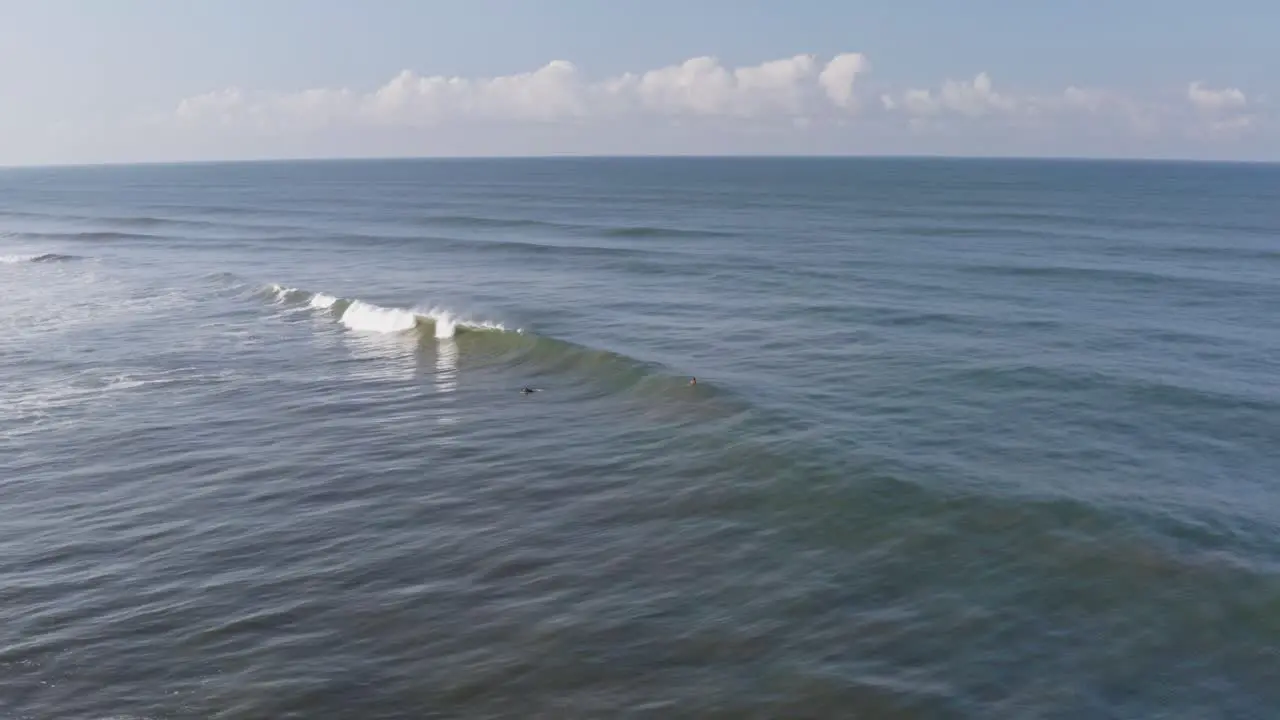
[689,377,696,386]
[520,386,539,394]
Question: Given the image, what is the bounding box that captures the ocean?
[1,157,1277,719]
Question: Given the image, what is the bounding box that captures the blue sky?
[2,0,1276,165]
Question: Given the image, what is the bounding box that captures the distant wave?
[419,215,568,231]
[100,215,309,235]
[958,262,1273,291]
[103,215,224,230]
[0,252,82,264]
[266,283,509,339]
[415,214,731,239]
[0,210,224,229]
[254,230,669,261]
[12,230,161,242]
[945,362,1278,414]
[0,209,300,238]
[601,226,731,239]
[462,237,658,259]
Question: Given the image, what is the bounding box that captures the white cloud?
[364,60,586,124]
[1187,81,1247,113]
[1032,86,1159,132]
[134,54,1275,163]
[175,88,247,124]
[1186,82,1256,138]
[1061,86,1107,113]
[171,53,875,130]
[612,54,820,117]
[878,77,1183,141]
[818,53,870,110]
[882,72,1017,118]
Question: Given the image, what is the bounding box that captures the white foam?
[340,300,419,333]
[432,310,458,339]
[0,254,68,264]
[309,293,338,309]
[415,306,507,338]
[268,283,297,303]
[264,281,512,337]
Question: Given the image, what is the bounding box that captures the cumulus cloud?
[368,60,586,123]
[1187,81,1247,113]
[1186,81,1256,138]
[877,75,1185,140]
[154,54,1270,158]
[612,54,821,117]
[175,88,247,124]
[819,53,870,110]
[881,72,1017,118]
[171,53,874,129]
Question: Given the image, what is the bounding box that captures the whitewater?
[267,282,512,339]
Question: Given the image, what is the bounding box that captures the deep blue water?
[2,157,1278,719]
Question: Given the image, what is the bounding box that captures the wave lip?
[264,283,511,338]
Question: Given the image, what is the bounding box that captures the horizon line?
[3,151,1278,172]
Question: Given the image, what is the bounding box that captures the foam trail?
[340,300,418,333]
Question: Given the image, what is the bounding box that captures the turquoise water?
[2,157,1278,718]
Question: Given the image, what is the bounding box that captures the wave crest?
[340,300,419,333]
[265,283,510,338]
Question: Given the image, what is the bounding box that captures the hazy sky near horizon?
[2,0,1277,165]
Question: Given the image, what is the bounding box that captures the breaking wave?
[266,283,510,339]
[0,253,82,264]
[339,300,419,334]
[253,279,742,422]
